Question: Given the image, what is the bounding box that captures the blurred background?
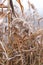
[0,0,43,17]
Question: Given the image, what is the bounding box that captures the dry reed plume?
[0,0,43,65]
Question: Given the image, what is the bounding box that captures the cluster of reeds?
[0,0,43,65]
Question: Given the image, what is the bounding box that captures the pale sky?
[13,0,43,16]
[29,0,43,16]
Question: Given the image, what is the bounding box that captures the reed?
[0,0,43,65]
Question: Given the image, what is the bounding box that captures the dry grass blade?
[16,0,24,13]
[9,0,17,17]
[31,4,35,10]
[2,0,6,4]
[28,0,36,10]
[29,29,43,40]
